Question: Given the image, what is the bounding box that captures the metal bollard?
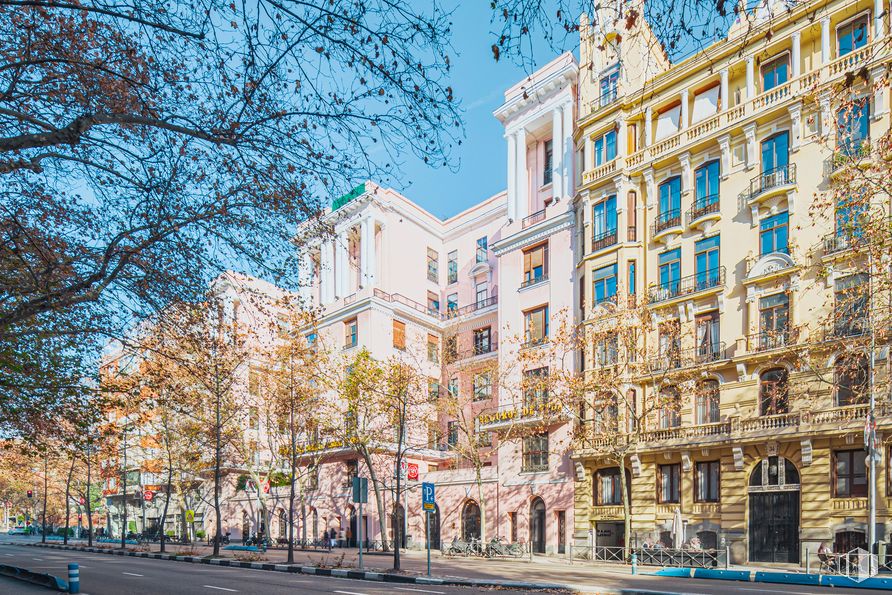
[631,552,637,575]
[68,563,79,594]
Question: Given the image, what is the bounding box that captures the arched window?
[696,380,720,424]
[659,386,681,428]
[759,368,788,415]
[749,456,799,489]
[461,501,481,541]
[836,355,869,406]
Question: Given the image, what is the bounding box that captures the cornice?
[491,211,575,256]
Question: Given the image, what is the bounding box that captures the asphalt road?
[0,543,877,595]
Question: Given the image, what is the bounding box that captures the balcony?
[644,342,727,373]
[687,195,720,228]
[521,336,548,349]
[520,273,548,290]
[647,267,725,304]
[522,209,546,229]
[591,229,618,253]
[445,295,498,320]
[744,328,798,353]
[823,316,871,340]
[373,288,441,319]
[627,225,637,242]
[651,209,682,240]
[826,144,871,177]
[749,163,796,203]
[822,232,862,256]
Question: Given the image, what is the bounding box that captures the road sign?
[422,482,435,512]
[407,463,419,481]
[78,497,85,505]
[262,481,270,494]
[185,509,195,523]
[143,491,154,502]
[352,477,368,504]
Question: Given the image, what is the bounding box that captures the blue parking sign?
[422,482,435,511]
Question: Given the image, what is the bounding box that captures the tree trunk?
[86,445,94,547]
[393,457,401,571]
[41,453,48,544]
[287,384,296,564]
[360,448,388,552]
[620,455,632,561]
[160,415,174,553]
[63,455,75,545]
[475,465,487,543]
[213,377,223,557]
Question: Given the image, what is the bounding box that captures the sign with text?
[422,482,435,512]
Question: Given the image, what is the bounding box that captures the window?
[659,320,681,370]
[522,433,549,472]
[447,250,458,284]
[761,54,789,92]
[305,332,318,350]
[522,243,548,286]
[600,67,619,106]
[834,450,867,497]
[344,318,358,348]
[247,406,259,430]
[475,282,488,306]
[595,467,625,505]
[473,372,492,401]
[427,248,438,282]
[474,418,492,447]
[628,260,636,296]
[695,461,720,502]
[427,334,439,363]
[837,98,870,155]
[427,291,440,315]
[658,463,681,503]
[591,195,617,246]
[834,274,869,337]
[592,264,618,306]
[657,176,681,227]
[693,160,720,213]
[760,211,789,256]
[759,368,789,415]
[476,237,488,263]
[543,139,554,185]
[444,336,457,362]
[392,320,406,350]
[345,460,359,488]
[522,367,549,408]
[473,327,492,355]
[761,131,790,177]
[523,305,549,346]
[694,235,720,290]
[835,189,868,240]
[594,129,618,166]
[696,380,720,424]
[838,15,869,57]
[836,355,869,406]
[447,421,458,447]
[658,386,681,429]
[446,293,458,315]
[595,333,619,366]
[695,311,721,362]
[658,248,681,297]
[428,379,440,400]
[447,377,459,397]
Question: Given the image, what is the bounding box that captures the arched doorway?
[241,511,250,540]
[461,501,481,541]
[348,506,357,547]
[748,456,800,563]
[311,508,318,541]
[424,504,441,550]
[530,497,546,554]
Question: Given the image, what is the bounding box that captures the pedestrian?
[346,526,352,548]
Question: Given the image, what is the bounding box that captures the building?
[572,0,890,564]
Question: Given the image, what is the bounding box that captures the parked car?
[8,526,29,535]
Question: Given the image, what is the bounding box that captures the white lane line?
[333,591,369,595]
[203,586,238,592]
[31,557,43,560]
[395,588,446,594]
[122,571,144,577]
[739,589,817,595]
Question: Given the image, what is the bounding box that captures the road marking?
[333,591,369,595]
[395,588,446,594]
[31,557,43,560]
[203,587,238,592]
[739,589,817,595]
[122,572,144,577]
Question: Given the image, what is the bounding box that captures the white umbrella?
[672,508,684,549]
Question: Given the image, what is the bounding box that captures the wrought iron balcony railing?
[745,328,799,353]
[687,194,719,222]
[445,295,498,319]
[651,208,682,236]
[749,163,796,200]
[591,229,618,252]
[522,209,546,229]
[520,273,548,289]
[824,316,871,340]
[647,267,725,303]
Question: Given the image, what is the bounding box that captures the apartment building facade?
[572,0,891,565]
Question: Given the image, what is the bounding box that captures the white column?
[680,90,689,129]
[562,102,574,197]
[335,231,349,298]
[788,103,802,151]
[745,56,755,99]
[644,106,653,147]
[507,132,517,221]
[743,123,757,170]
[552,106,564,199]
[359,218,370,288]
[516,127,528,220]
[584,134,594,171]
[821,17,831,64]
[367,220,377,287]
[320,240,334,304]
[618,120,628,156]
[791,31,801,78]
[720,69,729,111]
[876,0,886,39]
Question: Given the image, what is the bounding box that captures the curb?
[27,542,661,593]
[653,567,892,591]
[0,562,68,592]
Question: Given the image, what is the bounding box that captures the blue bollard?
[68,563,79,594]
[631,552,638,575]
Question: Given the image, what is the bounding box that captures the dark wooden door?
[749,491,799,563]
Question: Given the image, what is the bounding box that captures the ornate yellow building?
[572,0,891,564]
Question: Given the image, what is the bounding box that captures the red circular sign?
[143,491,154,502]
[407,463,419,481]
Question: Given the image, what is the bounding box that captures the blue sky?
[385,1,575,220]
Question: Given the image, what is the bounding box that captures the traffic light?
[26,490,32,499]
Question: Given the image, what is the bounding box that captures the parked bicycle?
[485,536,525,558]
[208,533,231,546]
